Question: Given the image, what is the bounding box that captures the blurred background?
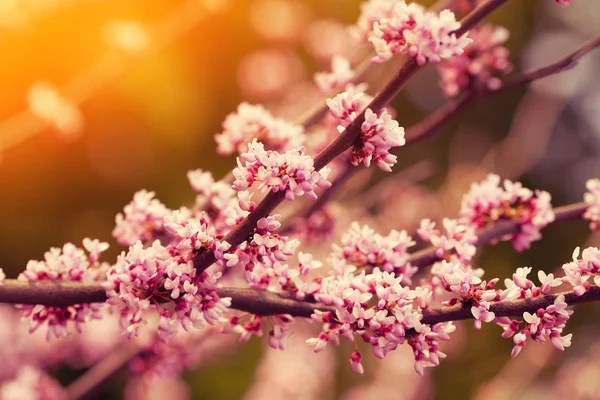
[0,0,599,398]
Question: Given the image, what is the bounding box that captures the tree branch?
[66,341,141,400]
[408,202,587,268]
[0,201,587,308]
[190,0,514,274]
[289,35,600,228]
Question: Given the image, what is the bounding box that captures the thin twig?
[408,202,588,268]
[66,341,141,400]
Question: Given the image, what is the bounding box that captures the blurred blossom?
[102,20,151,53]
[27,81,83,139]
[237,49,305,100]
[272,81,322,120]
[376,183,441,233]
[303,19,362,63]
[249,0,310,43]
[342,346,432,400]
[243,323,336,400]
[125,376,190,400]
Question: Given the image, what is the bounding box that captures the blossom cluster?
[215,102,305,155]
[314,56,357,93]
[232,139,332,200]
[329,222,417,284]
[584,178,600,231]
[0,365,66,400]
[437,24,513,97]
[113,190,171,246]
[326,89,406,171]
[561,247,600,296]
[103,239,231,342]
[308,267,454,376]
[459,174,555,251]
[17,239,108,340]
[367,2,471,65]
[417,218,477,267]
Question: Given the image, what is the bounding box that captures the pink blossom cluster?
[314,56,360,93]
[479,266,570,356]
[223,216,298,284]
[103,240,231,342]
[329,222,417,284]
[349,0,397,43]
[186,169,251,234]
[308,268,454,376]
[17,239,108,340]
[555,0,573,6]
[215,103,305,155]
[584,178,600,230]
[367,2,471,65]
[113,190,171,246]
[225,314,295,350]
[437,24,513,97]
[459,174,555,251]
[0,365,66,400]
[499,294,572,357]
[232,139,332,200]
[418,218,478,267]
[431,260,497,329]
[326,89,406,171]
[561,247,600,295]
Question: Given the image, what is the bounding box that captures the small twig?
[496,35,600,94]
[408,202,588,268]
[66,341,141,400]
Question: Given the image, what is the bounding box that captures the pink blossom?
[113,190,171,246]
[232,139,331,200]
[584,178,600,231]
[18,241,107,340]
[350,351,364,374]
[562,246,600,295]
[459,174,555,251]
[504,294,573,357]
[555,0,573,5]
[437,24,513,97]
[326,88,406,172]
[215,102,305,155]
[417,218,477,267]
[368,3,471,65]
[355,108,406,171]
[309,267,452,375]
[314,56,357,93]
[326,87,371,127]
[330,222,417,284]
[0,365,66,400]
[349,0,397,43]
[103,240,231,342]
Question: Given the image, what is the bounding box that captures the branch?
[0,201,587,308]
[191,1,514,274]
[408,202,587,268]
[289,35,600,227]
[497,35,600,94]
[66,341,141,400]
